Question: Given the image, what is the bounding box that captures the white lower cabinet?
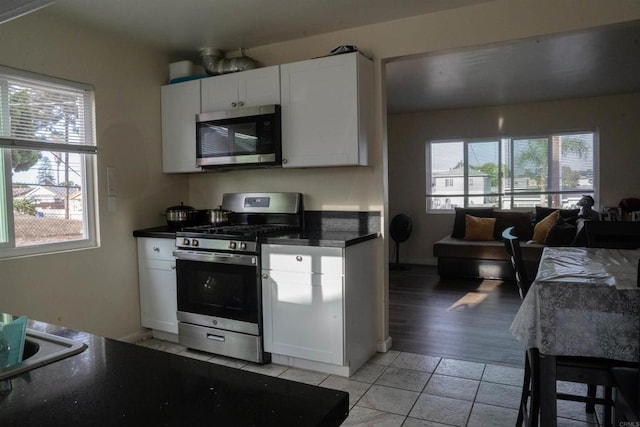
[261,240,377,376]
[137,238,178,336]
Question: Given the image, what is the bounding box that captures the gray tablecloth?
[510,247,640,362]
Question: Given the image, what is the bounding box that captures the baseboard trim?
[377,336,393,353]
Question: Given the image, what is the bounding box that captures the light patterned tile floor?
[137,338,604,426]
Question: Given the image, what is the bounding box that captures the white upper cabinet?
[200,65,280,112]
[161,79,202,173]
[280,52,373,168]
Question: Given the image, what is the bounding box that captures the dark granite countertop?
[132,211,381,247]
[0,320,348,426]
[261,231,379,247]
[132,227,378,247]
[132,225,178,239]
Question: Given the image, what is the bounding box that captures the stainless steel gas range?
[173,192,302,363]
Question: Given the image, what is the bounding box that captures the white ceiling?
[8,0,640,113]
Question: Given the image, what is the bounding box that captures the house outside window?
[425,133,596,211]
[0,65,98,259]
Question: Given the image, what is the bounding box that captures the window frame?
[0,65,98,259]
[425,131,598,213]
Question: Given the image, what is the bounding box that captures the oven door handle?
[173,250,257,266]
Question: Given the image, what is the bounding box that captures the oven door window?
[177,259,258,324]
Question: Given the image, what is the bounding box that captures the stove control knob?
[183,238,190,246]
[229,241,237,250]
[239,242,247,250]
[192,239,199,247]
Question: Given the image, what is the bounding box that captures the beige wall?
[0,0,639,344]
[0,12,189,339]
[388,93,640,265]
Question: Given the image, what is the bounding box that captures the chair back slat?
[501,226,532,299]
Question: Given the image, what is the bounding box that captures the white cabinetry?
[280,52,373,168]
[201,65,280,112]
[137,238,178,339]
[161,79,202,173]
[261,240,377,376]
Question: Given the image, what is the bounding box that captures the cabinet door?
[262,270,344,365]
[280,52,371,168]
[161,80,202,173]
[201,73,239,112]
[201,66,280,112]
[139,259,178,334]
[238,65,280,107]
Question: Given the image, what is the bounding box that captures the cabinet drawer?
[137,238,176,260]
[138,258,176,271]
[262,244,343,274]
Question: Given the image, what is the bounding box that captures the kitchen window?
[426,132,596,211]
[0,65,97,259]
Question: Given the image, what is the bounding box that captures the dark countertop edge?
[261,232,379,247]
[133,228,380,247]
[132,226,177,238]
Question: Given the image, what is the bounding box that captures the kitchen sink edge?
[0,329,87,381]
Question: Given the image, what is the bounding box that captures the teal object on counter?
[0,315,27,366]
[0,331,9,368]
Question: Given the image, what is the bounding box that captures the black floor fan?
[390,214,412,270]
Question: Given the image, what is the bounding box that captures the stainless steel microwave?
[196,104,281,169]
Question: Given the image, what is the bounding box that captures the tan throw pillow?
[464,214,496,241]
[532,210,559,243]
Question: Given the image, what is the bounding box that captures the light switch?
[107,167,116,196]
[108,195,117,212]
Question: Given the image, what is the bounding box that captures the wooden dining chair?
[502,227,614,427]
[611,366,640,423]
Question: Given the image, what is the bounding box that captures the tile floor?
[137,338,603,426]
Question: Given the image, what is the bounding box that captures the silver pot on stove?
[207,205,232,225]
[166,202,200,228]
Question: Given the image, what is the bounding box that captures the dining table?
[510,246,640,426]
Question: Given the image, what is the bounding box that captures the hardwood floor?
[388,264,525,368]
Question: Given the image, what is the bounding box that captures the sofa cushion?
[535,206,579,224]
[492,210,534,241]
[532,210,559,243]
[545,217,578,246]
[451,207,494,238]
[434,236,545,262]
[464,215,496,241]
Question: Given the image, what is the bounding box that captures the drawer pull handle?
[207,334,225,342]
[153,247,160,252]
[262,274,269,280]
[296,256,303,262]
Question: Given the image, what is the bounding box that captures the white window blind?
[0,66,96,153]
